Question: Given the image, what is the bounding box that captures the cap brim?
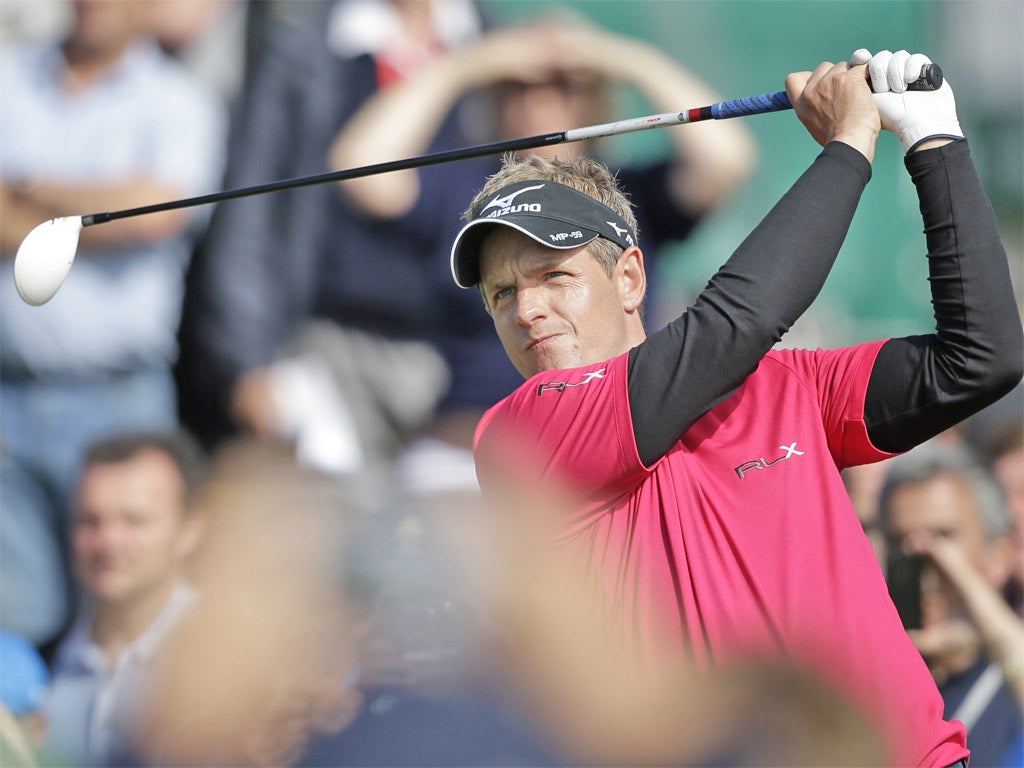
[450,216,602,289]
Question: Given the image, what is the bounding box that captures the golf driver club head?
[14,216,83,305]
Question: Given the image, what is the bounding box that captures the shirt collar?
[56,581,198,673]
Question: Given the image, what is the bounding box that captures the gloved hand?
[851,48,964,154]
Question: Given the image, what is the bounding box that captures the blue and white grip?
[709,91,792,120]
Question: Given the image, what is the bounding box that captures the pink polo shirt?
[475,341,967,767]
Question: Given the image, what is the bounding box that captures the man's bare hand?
[786,60,880,161]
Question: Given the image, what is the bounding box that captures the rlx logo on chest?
[734,442,805,479]
[536,368,606,395]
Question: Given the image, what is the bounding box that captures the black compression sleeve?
[628,142,872,467]
[864,140,1024,453]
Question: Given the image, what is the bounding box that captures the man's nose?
[514,285,548,326]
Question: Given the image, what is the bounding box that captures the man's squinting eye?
[492,286,514,303]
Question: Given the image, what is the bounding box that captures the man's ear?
[616,247,646,313]
[175,511,207,563]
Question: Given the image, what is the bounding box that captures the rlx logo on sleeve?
[734,442,805,479]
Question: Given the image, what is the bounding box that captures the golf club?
[13,63,942,306]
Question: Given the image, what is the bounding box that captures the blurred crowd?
[0,2,1020,767]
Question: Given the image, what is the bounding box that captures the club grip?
[710,62,944,121]
[710,91,793,119]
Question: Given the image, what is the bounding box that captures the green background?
[483,0,1023,346]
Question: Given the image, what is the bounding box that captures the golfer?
[449,50,1022,767]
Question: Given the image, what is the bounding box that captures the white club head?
[14,216,83,305]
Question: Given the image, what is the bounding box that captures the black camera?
[886,551,925,630]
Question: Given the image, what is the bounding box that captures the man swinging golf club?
[448,49,1022,767]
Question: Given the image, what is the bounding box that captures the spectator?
[40,430,207,767]
[0,631,50,768]
[329,15,757,496]
[879,438,1024,767]
[988,422,1024,617]
[965,382,1024,617]
[132,436,559,768]
[297,485,565,768]
[147,0,252,108]
[175,0,483,487]
[0,0,226,648]
[133,437,391,767]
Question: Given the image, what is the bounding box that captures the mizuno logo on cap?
[483,182,548,214]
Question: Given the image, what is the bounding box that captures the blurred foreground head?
[131,439,361,767]
[133,433,886,767]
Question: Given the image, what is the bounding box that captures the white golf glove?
[851,48,964,154]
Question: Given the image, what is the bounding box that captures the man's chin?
[522,347,578,377]
[82,574,135,603]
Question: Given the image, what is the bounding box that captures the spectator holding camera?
[879,438,1023,767]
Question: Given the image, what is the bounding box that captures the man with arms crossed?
[448,49,1023,767]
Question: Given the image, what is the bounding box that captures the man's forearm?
[0,184,51,256]
[865,140,1024,452]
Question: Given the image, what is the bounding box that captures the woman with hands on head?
[328,14,759,492]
